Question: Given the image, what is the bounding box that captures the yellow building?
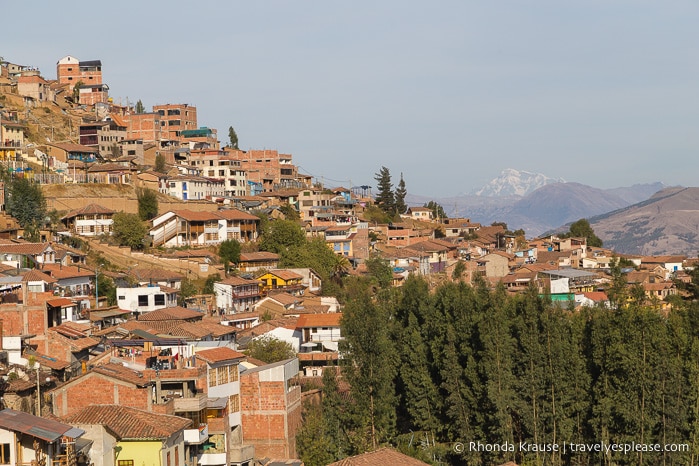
[65,404,191,466]
[0,117,25,162]
[257,269,304,294]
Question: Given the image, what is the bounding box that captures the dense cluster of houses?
[0,55,694,466]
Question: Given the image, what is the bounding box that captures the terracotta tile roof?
[171,209,221,222]
[196,320,238,338]
[327,447,430,466]
[42,264,95,279]
[24,269,57,283]
[582,291,609,302]
[240,251,280,262]
[68,336,100,351]
[91,363,150,386]
[46,297,76,307]
[216,209,260,221]
[29,351,71,370]
[296,313,342,328]
[88,163,138,173]
[0,242,51,255]
[641,255,687,264]
[61,204,115,220]
[236,317,299,339]
[130,268,185,282]
[137,307,203,322]
[109,113,127,128]
[266,269,303,281]
[404,240,450,253]
[65,405,190,439]
[143,321,212,339]
[265,292,301,306]
[48,142,99,154]
[195,347,246,364]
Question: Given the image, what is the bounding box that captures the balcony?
[184,424,209,444]
[197,452,227,466]
[174,393,208,412]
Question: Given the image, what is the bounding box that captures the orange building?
[153,103,198,142]
[56,55,103,91]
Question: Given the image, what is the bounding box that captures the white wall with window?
[116,286,176,314]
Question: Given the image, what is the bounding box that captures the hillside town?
[0,55,696,466]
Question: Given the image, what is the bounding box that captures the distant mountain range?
[590,187,699,255]
[408,169,666,238]
[470,168,565,197]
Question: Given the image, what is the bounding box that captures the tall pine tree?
[395,173,408,215]
[374,166,395,215]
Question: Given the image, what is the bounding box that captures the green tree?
[452,260,466,280]
[136,187,159,221]
[340,293,397,452]
[364,255,393,289]
[203,273,221,295]
[154,153,167,173]
[424,200,446,221]
[5,177,47,242]
[228,126,239,149]
[259,219,306,254]
[564,218,603,247]
[112,212,148,249]
[279,203,300,221]
[244,336,295,364]
[374,166,395,215]
[394,173,408,215]
[135,99,145,114]
[97,272,117,306]
[178,277,199,306]
[296,405,337,466]
[219,239,241,275]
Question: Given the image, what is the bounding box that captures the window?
[118,295,125,300]
[0,442,9,463]
[138,295,149,306]
[175,447,179,466]
[229,364,239,382]
[209,368,217,387]
[154,294,165,306]
[217,366,229,385]
[229,394,240,412]
[118,462,135,466]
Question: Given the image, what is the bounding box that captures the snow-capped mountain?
[472,169,566,197]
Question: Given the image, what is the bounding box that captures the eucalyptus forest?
[298,270,699,466]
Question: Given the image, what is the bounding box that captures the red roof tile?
[296,313,342,328]
[195,347,246,364]
[65,405,190,439]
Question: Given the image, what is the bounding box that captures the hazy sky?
[4,1,698,197]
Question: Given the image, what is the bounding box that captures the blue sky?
[4,1,698,197]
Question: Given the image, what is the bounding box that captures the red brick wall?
[52,375,150,417]
[0,302,47,336]
[241,372,299,458]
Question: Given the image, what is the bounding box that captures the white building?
[116,285,177,314]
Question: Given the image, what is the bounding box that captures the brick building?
[56,55,103,91]
[123,112,162,142]
[153,103,198,143]
[224,149,299,192]
[79,115,127,158]
[241,358,302,459]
